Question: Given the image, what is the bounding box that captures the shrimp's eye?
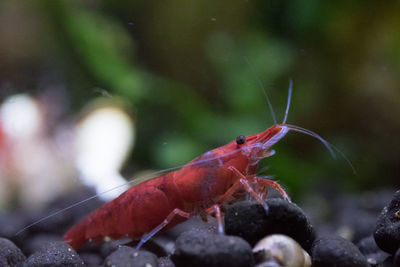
[236,135,246,145]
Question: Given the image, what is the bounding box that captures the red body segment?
[63,125,289,249]
[64,173,179,249]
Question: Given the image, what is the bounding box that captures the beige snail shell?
[253,234,311,267]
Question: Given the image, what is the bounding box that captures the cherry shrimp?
[17,80,341,251]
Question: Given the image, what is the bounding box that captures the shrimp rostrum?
[63,86,334,250]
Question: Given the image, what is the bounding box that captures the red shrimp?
[63,83,335,250]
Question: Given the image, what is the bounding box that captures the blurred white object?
[0,94,76,209]
[1,94,42,139]
[0,94,134,209]
[75,100,134,201]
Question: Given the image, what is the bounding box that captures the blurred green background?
[1,0,399,201]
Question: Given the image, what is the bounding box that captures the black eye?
[236,135,246,145]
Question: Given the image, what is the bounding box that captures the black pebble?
[0,212,28,246]
[393,247,400,266]
[366,251,392,266]
[80,252,103,266]
[312,235,369,267]
[374,190,400,254]
[334,191,389,243]
[0,237,26,267]
[99,239,127,258]
[225,199,315,253]
[172,229,255,267]
[24,241,84,266]
[22,233,60,256]
[159,256,176,267]
[377,256,395,267]
[357,236,390,266]
[358,236,382,255]
[102,246,158,267]
[338,209,378,242]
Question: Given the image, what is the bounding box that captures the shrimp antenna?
[284,124,356,174]
[285,124,356,174]
[244,56,277,124]
[282,78,293,124]
[329,143,357,175]
[285,124,336,158]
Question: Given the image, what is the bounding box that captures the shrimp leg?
[213,149,274,207]
[138,205,223,248]
[136,170,288,249]
[226,166,269,211]
[204,204,223,234]
[136,208,191,249]
[226,166,290,211]
[195,167,291,237]
[254,177,291,202]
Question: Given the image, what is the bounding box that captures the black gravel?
[79,252,103,266]
[0,237,26,267]
[159,256,176,267]
[22,233,60,256]
[358,236,382,255]
[1,187,400,266]
[393,247,400,266]
[24,241,84,266]
[0,211,29,248]
[374,190,400,254]
[225,198,315,253]
[338,208,378,243]
[102,246,158,267]
[172,229,254,267]
[378,257,395,267]
[312,235,369,267]
[357,236,391,266]
[366,252,392,266]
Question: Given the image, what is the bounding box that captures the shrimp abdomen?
[63,173,182,249]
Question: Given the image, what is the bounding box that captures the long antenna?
[244,56,277,124]
[285,124,336,157]
[282,78,293,124]
[285,124,356,174]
